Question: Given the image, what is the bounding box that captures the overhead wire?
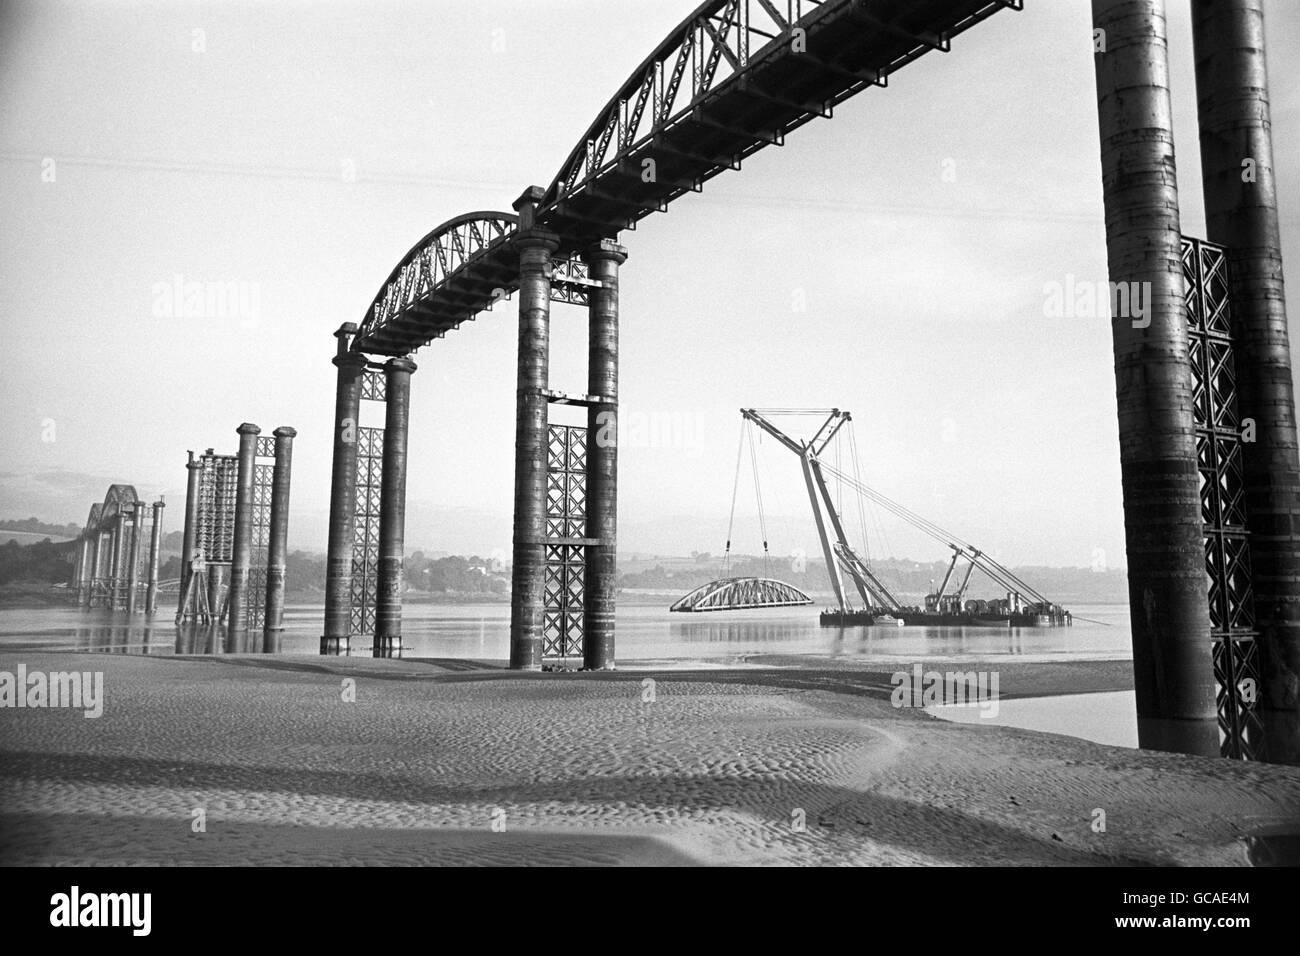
[747,420,771,577]
[817,459,1050,604]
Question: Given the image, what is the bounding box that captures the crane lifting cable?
[674,417,812,614]
[746,419,771,577]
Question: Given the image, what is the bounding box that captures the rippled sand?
[1,652,1297,866]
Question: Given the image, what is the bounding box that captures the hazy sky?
[2,0,1298,569]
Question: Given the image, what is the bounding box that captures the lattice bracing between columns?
[543,424,588,663]
[197,454,238,564]
[244,440,276,630]
[350,426,384,639]
[1183,235,1262,760]
[360,368,387,402]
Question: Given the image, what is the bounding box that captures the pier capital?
[385,356,418,376]
[512,185,547,229]
[582,239,628,266]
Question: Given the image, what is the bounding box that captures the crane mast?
[741,408,890,615]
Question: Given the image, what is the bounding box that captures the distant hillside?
[0,517,80,539]
[1,537,76,582]
[0,530,75,545]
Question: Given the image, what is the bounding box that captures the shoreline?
[1,651,1295,866]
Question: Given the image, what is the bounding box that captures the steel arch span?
[350,0,1021,355]
[670,577,814,612]
[355,211,517,353]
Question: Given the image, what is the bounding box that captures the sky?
[1,0,1298,571]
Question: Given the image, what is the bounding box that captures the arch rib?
[354,210,518,355]
[671,576,813,612]
[349,0,1022,355]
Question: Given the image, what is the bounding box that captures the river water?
[0,601,1138,746]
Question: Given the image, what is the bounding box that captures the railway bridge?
[321,0,1299,762]
[71,484,164,614]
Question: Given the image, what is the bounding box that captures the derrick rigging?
[738,408,1071,628]
[670,415,813,613]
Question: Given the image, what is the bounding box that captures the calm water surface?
[0,602,1137,746]
[0,601,1133,663]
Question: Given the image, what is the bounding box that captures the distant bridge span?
[323,0,1300,762]
[351,0,1020,355]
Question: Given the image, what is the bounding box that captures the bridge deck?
[353,0,1019,356]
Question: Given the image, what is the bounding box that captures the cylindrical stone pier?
[71,538,83,599]
[375,358,416,658]
[126,503,143,614]
[1192,0,1300,764]
[180,451,201,604]
[1093,0,1218,755]
[583,240,627,671]
[509,187,559,670]
[263,426,296,653]
[323,323,368,655]
[77,535,92,606]
[147,499,164,616]
[226,422,261,632]
[90,531,104,607]
[108,517,123,610]
[207,563,223,624]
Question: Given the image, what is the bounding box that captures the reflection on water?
[0,602,1133,664]
[51,621,281,656]
[1,602,1137,750]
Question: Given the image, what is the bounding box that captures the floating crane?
[739,408,1071,628]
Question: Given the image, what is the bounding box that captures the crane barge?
[738,409,1072,629]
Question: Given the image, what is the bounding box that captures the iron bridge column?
[375,357,415,658]
[1192,0,1300,763]
[76,535,92,606]
[227,422,261,631]
[323,324,367,655]
[126,502,143,614]
[90,530,105,608]
[263,426,296,652]
[147,499,163,616]
[1092,0,1218,754]
[108,515,123,610]
[509,186,559,670]
[583,239,627,671]
[181,451,201,603]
